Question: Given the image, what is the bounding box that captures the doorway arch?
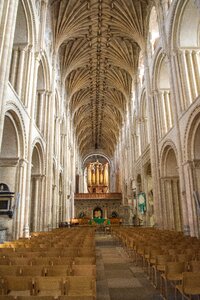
[93,207,103,219]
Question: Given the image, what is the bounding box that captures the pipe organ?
[87,161,109,193]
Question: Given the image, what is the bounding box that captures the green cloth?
[89,218,111,225]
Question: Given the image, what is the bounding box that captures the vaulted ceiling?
[50,0,151,158]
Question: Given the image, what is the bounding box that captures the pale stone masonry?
[0,0,200,241]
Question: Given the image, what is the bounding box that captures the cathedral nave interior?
[0,1,200,299]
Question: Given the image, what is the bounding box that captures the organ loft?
[87,160,109,193]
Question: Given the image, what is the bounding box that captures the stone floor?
[96,233,162,300]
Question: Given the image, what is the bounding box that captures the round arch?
[83,153,111,166]
[160,142,182,231]
[169,0,200,49]
[29,140,45,233]
[183,108,200,236]
[2,109,26,159]
[168,0,200,108]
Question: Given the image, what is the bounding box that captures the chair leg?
[165,279,168,300]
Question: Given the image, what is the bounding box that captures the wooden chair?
[71,265,96,277]
[19,252,43,259]
[0,296,16,300]
[9,258,32,266]
[74,257,95,265]
[65,276,96,298]
[20,266,46,276]
[161,262,186,300]
[152,255,172,288]
[31,258,51,266]
[50,257,73,266]
[175,272,200,299]
[78,249,95,257]
[34,276,65,297]
[146,248,162,279]
[0,276,34,296]
[0,265,21,276]
[46,266,71,276]
[0,258,10,265]
[17,297,56,300]
[59,296,95,300]
[189,261,200,272]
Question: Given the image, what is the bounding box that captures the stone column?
[59,191,62,224]
[15,158,28,239]
[180,49,193,106]
[43,91,50,139]
[0,0,5,25]
[36,90,45,131]
[33,175,40,232]
[16,44,27,99]
[192,50,200,95]
[187,50,198,99]
[167,51,190,235]
[0,0,19,148]
[172,50,185,113]
[23,53,41,238]
[39,0,48,49]
[44,88,54,231]
[183,160,200,237]
[38,175,45,231]
[24,45,33,107]
[51,184,56,229]
[143,53,163,228]
[9,46,19,87]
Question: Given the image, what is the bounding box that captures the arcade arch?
[30,142,44,233]
[0,110,25,239]
[160,144,182,231]
[184,111,200,236]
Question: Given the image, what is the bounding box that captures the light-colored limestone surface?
[0,0,200,240]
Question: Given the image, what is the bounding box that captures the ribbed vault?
[50,0,151,158]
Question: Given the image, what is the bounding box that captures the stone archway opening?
[161,146,182,231]
[30,144,43,233]
[93,206,103,219]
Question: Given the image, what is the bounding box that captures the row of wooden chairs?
[112,227,200,299]
[0,264,96,277]
[0,227,97,299]
[0,256,96,266]
[0,296,94,299]
[0,275,96,298]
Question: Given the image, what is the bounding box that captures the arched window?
[148,7,160,57]
[9,0,35,105]
[156,55,173,137]
[138,52,144,87]
[35,63,45,132]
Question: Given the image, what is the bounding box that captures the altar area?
[70,216,122,226]
[73,158,123,226]
[74,192,122,224]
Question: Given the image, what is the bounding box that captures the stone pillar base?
[23,225,30,238]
